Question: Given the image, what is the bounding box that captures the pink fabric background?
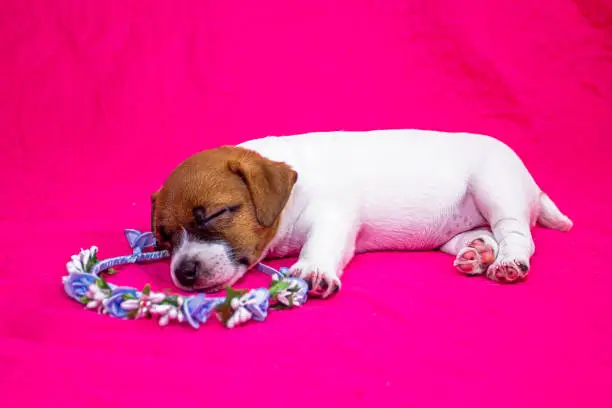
[1,1,611,407]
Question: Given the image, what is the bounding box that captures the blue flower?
[287,277,309,306]
[63,272,97,300]
[104,287,139,318]
[243,289,270,322]
[274,277,308,307]
[182,294,221,329]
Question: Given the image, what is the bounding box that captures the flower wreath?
[62,229,309,329]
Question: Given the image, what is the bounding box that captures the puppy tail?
[537,192,573,231]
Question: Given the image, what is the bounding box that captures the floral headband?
[62,229,309,329]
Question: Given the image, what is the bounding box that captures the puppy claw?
[318,275,342,298]
[289,261,341,298]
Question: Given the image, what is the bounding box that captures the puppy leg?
[289,206,359,298]
[440,228,498,275]
[485,215,534,283]
[470,157,538,283]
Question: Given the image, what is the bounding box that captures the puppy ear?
[150,188,161,247]
[228,153,298,227]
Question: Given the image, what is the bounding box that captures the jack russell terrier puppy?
[151,129,572,298]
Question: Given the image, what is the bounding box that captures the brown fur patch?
[152,146,297,266]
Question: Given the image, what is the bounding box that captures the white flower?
[148,292,166,303]
[120,299,140,310]
[119,291,167,320]
[225,292,260,328]
[150,304,172,315]
[83,283,109,312]
[86,300,100,309]
[152,304,183,327]
[79,249,91,268]
[86,284,108,301]
[67,246,98,274]
[226,307,252,329]
[159,314,170,327]
[66,262,82,274]
[66,255,85,274]
[230,298,241,309]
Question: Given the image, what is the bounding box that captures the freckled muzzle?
[170,239,247,292]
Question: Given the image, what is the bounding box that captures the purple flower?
[243,289,270,322]
[182,294,221,329]
[284,277,309,306]
[104,288,139,318]
[63,272,96,300]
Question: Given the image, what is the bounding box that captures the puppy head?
[151,146,297,292]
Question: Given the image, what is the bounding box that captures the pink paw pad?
[487,260,529,283]
[454,238,496,276]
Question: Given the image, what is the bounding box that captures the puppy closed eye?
[192,205,241,227]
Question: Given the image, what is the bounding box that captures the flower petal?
[150,304,171,315]
[86,300,99,309]
[66,262,79,274]
[159,314,170,327]
[120,299,140,310]
[148,293,166,303]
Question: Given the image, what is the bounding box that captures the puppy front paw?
[289,260,342,299]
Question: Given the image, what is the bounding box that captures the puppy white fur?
[174,129,572,296]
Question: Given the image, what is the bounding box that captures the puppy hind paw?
[454,236,497,275]
[487,258,529,283]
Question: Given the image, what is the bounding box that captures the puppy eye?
[192,204,241,227]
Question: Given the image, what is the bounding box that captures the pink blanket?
[1,1,611,407]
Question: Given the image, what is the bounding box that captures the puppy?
[151,129,572,297]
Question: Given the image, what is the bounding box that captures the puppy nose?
[176,260,199,287]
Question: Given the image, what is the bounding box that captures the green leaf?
[96,276,110,290]
[85,254,99,272]
[215,286,247,325]
[127,309,139,319]
[142,284,151,296]
[269,280,291,296]
[122,293,137,301]
[225,286,247,300]
[162,295,180,307]
[103,268,118,276]
[79,296,90,305]
[95,277,109,290]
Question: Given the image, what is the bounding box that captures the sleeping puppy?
[151,129,572,298]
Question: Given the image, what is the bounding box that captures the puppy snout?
[175,259,199,287]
